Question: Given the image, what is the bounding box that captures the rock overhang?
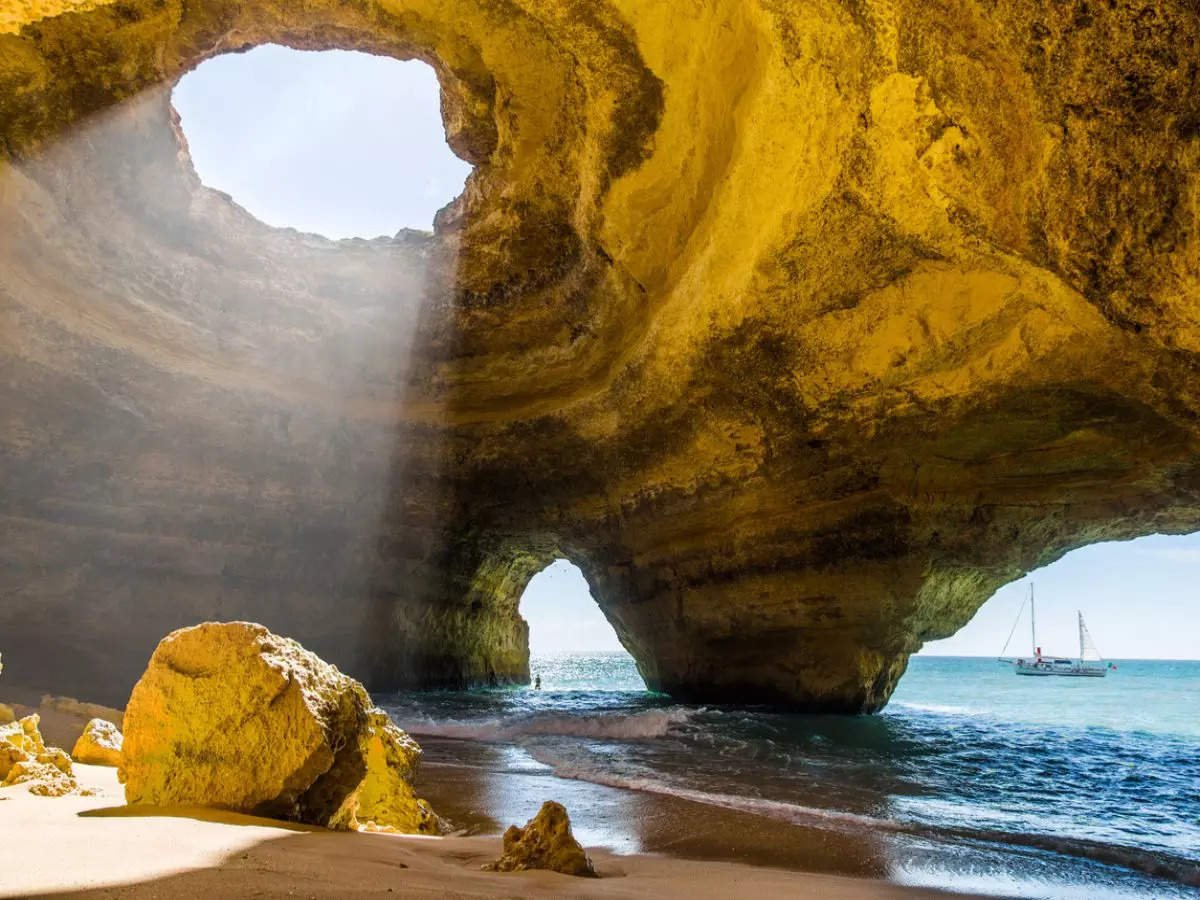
[0,0,1198,712]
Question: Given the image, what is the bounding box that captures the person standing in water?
[534,673,541,690]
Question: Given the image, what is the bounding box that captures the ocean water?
[380,654,1200,898]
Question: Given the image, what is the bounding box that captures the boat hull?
[1014,661,1107,677]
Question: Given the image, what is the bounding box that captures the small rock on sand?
[484,800,596,877]
[1,714,80,796]
[72,718,123,767]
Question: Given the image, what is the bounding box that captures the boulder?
[119,622,440,832]
[485,801,595,877]
[72,718,123,767]
[0,713,79,796]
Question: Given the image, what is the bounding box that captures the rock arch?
[0,0,1198,711]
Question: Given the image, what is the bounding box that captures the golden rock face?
[0,1,1197,711]
[119,622,439,832]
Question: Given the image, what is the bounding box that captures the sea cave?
[0,2,1198,894]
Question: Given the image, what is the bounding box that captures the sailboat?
[998,584,1111,677]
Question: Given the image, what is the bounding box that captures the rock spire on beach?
[485,801,596,877]
[119,622,440,833]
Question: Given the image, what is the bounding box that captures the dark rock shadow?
[76,805,320,832]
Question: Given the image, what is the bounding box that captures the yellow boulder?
[485,801,595,877]
[0,713,79,796]
[72,718,123,767]
[0,714,49,764]
[119,622,439,832]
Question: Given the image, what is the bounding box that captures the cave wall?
[1,0,1198,710]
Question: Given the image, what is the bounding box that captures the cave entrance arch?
[518,559,646,691]
[171,44,472,239]
[892,532,1200,728]
[917,532,1200,660]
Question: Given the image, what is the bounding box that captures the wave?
[528,749,1200,888]
[403,707,696,742]
[527,749,898,828]
[974,831,1200,889]
[889,701,983,717]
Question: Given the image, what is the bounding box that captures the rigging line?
[998,593,1026,658]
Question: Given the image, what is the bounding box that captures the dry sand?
[0,764,980,899]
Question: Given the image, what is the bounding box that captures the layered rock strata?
[119,622,440,832]
[0,0,1198,711]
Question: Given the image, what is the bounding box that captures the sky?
[172,45,471,239]
[519,560,626,655]
[173,47,1199,662]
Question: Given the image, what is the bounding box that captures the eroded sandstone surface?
[485,800,596,877]
[119,622,440,832]
[1,714,79,796]
[0,0,1197,711]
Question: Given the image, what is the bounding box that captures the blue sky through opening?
[172,45,471,239]
[520,560,626,656]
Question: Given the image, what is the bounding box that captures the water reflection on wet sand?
[414,737,891,878]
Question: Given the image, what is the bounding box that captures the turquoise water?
[892,656,1200,738]
[381,654,1200,898]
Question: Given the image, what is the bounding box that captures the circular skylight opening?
[171,45,472,240]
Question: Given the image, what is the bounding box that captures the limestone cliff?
[0,0,1197,711]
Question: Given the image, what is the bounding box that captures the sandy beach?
[0,760,983,899]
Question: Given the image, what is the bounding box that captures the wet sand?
[415,737,901,880]
[0,762,981,898]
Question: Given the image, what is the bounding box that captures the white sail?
[1078,612,1103,661]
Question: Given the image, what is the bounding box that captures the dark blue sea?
[380,654,1200,898]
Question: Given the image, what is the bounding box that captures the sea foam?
[404,706,695,742]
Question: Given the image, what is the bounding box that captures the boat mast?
[1078,610,1084,663]
[1030,583,1036,657]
